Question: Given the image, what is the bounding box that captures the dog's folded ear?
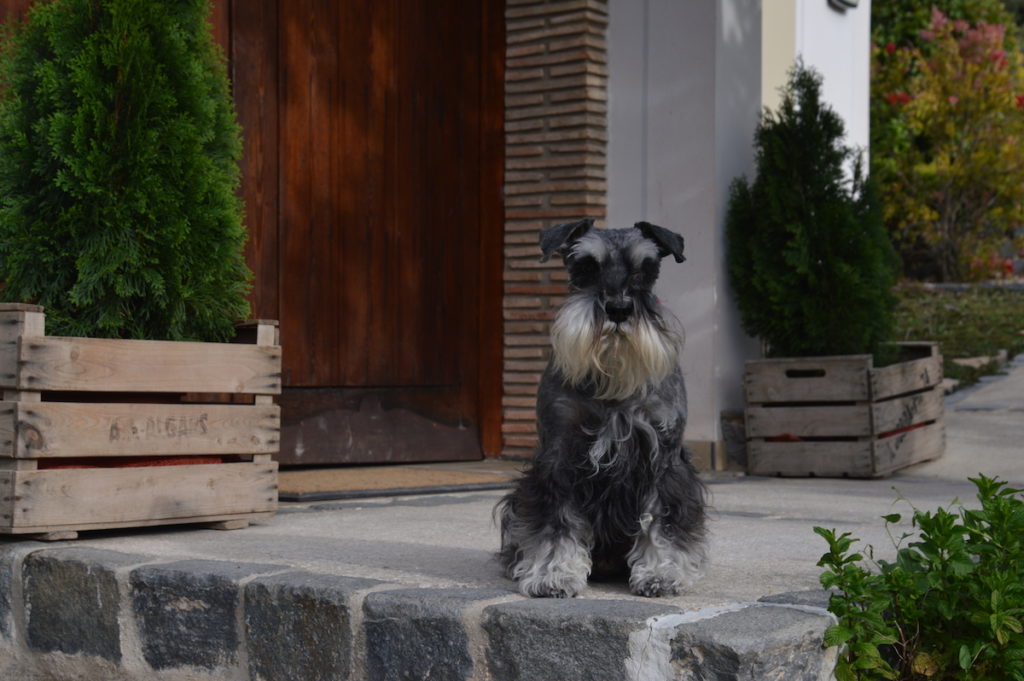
[635,222,685,263]
[539,218,594,263]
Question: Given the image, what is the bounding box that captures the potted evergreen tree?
[0,0,250,340]
[0,0,279,539]
[726,63,945,478]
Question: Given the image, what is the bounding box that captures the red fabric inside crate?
[766,433,804,442]
[875,421,929,439]
[38,456,228,470]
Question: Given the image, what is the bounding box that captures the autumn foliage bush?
[873,6,1024,281]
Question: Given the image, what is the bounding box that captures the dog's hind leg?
[500,501,593,598]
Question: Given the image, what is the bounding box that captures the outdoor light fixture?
[827,0,859,11]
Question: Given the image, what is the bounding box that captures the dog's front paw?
[518,570,587,598]
[630,577,680,598]
[509,535,592,598]
[524,583,578,598]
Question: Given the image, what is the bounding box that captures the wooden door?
[223,0,504,464]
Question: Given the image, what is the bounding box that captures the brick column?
[501,0,608,458]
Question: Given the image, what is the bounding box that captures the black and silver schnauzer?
[497,218,707,598]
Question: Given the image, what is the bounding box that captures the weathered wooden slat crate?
[0,303,280,539]
[744,342,945,478]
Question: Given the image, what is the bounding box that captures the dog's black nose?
[605,300,631,324]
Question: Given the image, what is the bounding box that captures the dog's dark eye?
[568,256,600,288]
[630,260,659,289]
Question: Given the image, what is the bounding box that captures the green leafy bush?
[725,62,898,358]
[815,476,1024,680]
[0,0,251,340]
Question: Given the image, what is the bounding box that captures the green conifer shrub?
[0,0,250,340]
[725,62,898,359]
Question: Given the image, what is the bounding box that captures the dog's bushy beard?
[550,293,683,401]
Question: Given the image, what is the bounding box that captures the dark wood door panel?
[273,0,484,390]
[278,0,342,387]
[279,387,480,465]
[231,0,281,337]
[221,0,503,463]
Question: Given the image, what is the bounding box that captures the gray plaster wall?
[607,0,762,443]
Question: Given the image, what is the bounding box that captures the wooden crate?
[0,304,281,539]
[744,342,946,478]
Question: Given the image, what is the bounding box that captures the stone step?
[0,545,838,680]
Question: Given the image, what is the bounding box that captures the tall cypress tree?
[0,0,250,340]
[726,62,898,358]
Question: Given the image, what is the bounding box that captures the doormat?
[278,464,519,502]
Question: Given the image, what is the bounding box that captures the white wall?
[607,0,762,443]
[763,0,872,153]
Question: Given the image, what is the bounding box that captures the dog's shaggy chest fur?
[496,219,707,599]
